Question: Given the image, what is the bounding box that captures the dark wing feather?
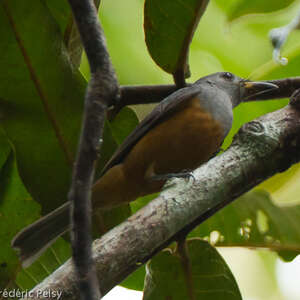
[100,85,201,175]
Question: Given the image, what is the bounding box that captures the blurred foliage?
[216,0,297,22]
[190,190,300,261]
[1,0,300,299]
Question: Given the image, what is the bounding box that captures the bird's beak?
[240,81,278,101]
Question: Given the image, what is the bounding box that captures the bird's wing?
[100,85,201,175]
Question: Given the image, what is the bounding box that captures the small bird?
[12,72,277,266]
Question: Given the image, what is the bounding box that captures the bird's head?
[194,72,278,107]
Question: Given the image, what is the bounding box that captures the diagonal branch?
[67,0,119,299]
[23,97,300,300]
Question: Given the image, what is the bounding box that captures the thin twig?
[67,0,119,299]
[269,10,300,65]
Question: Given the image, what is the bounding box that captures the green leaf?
[144,0,209,76]
[251,47,300,80]
[0,0,86,213]
[15,239,71,290]
[0,138,40,288]
[143,239,242,300]
[216,0,296,22]
[191,190,300,261]
[121,266,146,291]
[0,129,11,171]
[109,107,139,146]
[45,0,84,67]
[130,193,159,215]
[0,0,118,213]
[44,0,71,34]
[0,129,69,291]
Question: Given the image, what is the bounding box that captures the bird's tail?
[11,164,138,267]
[11,202,70,267]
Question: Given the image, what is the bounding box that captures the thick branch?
[24,100,300,300]
[67,0,118,299]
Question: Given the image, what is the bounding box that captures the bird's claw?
[150,171,195,182]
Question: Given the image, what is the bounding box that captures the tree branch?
[23,97,300,300]
[117,77,300,108]
[269,11,300,65]
[67,0,118,299]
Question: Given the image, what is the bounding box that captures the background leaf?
[191,190,300,261]
[0,129,40,288]
[143,239,242,300]
[15,239,71,290]
[215,0,296,22]
[144,0,209,77]
[109,107,139,145]
[0,0,85,214]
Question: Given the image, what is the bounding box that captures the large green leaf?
[45,0,85,67]
[0,0,86,214]
[191,190,300,261]
[144,0,209,77]
[0,129,70,291]
[0,0,128,212]
[44,0,71,34]
[0,133,40,288]
[215,0,296,22]
[0,130,11,171]
[143,239,242,300]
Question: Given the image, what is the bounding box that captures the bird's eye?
[222,72,234,81]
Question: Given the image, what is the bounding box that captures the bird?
[11,72,277,267]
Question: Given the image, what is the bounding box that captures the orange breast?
[122,97,224,195]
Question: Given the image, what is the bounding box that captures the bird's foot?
[150,171,195,182]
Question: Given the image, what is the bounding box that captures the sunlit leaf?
[216,0,296,21]
[109,107,139,145]
[121,266,146,291]
[192,190,300,261]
